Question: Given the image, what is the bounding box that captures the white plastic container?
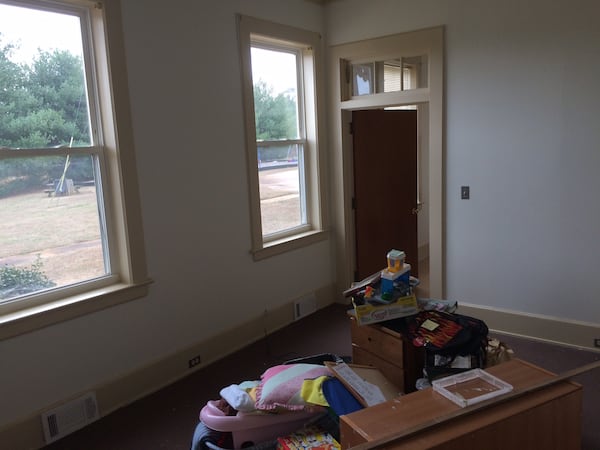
[432,368,513,408]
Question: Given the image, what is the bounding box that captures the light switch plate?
[461,186,470,199]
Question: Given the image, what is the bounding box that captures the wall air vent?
[294,293,317,320]
[41,392,99,444]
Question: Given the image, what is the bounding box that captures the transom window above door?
[342,55,428,100]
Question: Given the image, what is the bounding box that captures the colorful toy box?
[276,426,341,450]
[351,294,418,326]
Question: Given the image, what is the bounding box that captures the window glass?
[0,2,109,302]
[352,63,374,96]
[250,45,306,237]
[0,4,91,147]
[251,47,299,140]
[349,55,429,97]
[383,61,403,92]
[400,55,428,90]
[257,143,304,234]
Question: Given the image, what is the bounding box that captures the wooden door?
[352,109,418,280]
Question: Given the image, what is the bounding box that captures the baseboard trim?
[0,284,336,450]
[458,302,600,352]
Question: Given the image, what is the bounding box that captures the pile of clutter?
[191,355,359,450]
[345,249,514,386]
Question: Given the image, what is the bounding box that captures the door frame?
[328,26,444,299]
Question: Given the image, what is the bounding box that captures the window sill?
[252,229,329,261]
[0,279,152,340]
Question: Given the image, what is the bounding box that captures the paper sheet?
[331,362,387,406]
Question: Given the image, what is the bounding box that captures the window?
[252,45,305,234]
[238,15,327,259]
[0,0,148,338]
[343,55,429,100]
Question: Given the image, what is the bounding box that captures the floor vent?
[41,392,99,444]
[294,293,317,320]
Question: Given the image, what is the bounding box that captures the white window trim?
[237,15,328,261]
[0,0,151,340]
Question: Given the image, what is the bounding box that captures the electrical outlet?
[594,339,600,348]
[188,355,202,369]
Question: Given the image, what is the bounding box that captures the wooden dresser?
[349,313,423,394]
[340,358,582,449]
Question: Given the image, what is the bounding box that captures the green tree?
[26,49,90,145]
[0,39,28,146]
[253,80,298,140]
[0,34,91,197]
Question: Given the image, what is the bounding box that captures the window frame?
[238,15,328,261]
[252,42,309,239]
[0,0,150,340]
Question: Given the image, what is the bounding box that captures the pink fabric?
[255,364,332,411]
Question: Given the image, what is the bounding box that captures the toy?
[386,249,405,273]
[380,264,411,297]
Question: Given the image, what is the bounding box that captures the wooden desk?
[340,359,582,449]
[349,314,423,394]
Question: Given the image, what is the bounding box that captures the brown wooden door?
[352,109,418,280]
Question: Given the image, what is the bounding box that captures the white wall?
[3,0,600,438]
[326,0,600,323]
[0,0,332,431]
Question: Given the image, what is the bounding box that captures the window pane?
[251,47,299,140]
[383,61,402,92]
[349,56,429,97]
[0,155,107,302]
[400,55,428,90]
[352,63,375,96]
[258,144,305,235]
[0,3,92,149]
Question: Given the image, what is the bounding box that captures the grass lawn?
[0,187,105,289]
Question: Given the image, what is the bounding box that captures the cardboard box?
[352,294,418,326]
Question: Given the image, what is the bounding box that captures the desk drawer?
[352,345,405,390]
[350,317,404,366]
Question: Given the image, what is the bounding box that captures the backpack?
[392,310,489,381]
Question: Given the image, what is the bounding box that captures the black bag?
[392,310,489,380]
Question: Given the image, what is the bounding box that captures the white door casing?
[328,26,445,299]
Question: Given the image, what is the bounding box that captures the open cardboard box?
[324,361,402,407]
[351,294,418,326]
